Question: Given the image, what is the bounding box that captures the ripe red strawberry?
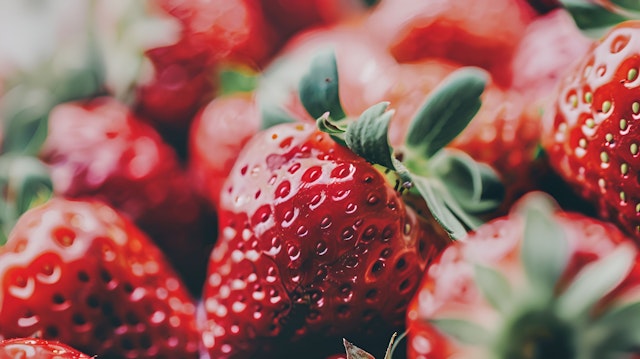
[136,0,280,129]
[201,67,504,358]
[542,21,640,241]
[188,92,262,209]
[40,97,214,293]
[260,0,378,38]
[202,121,450,358]
[509,8,592,103]
[0,338,91,359]
[0,197,200,358]
[258,21,400,127]
[363,0,537,86]
[406,192,640,358]
[259,39,541,213]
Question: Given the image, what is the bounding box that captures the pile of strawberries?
[3,0,640,358]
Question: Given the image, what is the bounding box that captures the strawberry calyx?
[430,193,640,358]
[301,52,504,239]
[559,0,640,37]
[0,154,53,245]
[216,64,260,96]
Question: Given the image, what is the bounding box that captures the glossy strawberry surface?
[407,193,640,358]
[40,97,213,293]
[543,21,640,241]
[0,198,200,358]
[201,122,451,358]
[0,338,91,359]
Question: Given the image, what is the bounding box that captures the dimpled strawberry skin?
[0,198,200,359]
[201,122,451,358]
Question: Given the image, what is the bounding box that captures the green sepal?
[316,112,349,147]
[344,102,396,170]
[590,301,640,354]
[316,102,398,171]
[427,149,504,213]
[1,87,54,155]
[259,104,297,130]
[0,155,53,245]
[216,66,259,96]
[411,177,469,239]
[298,50,346,121]
[1,52,104,155]
[610,0,640,12]
[404,67,486,160]
[560,0,631,38]
[474,264,513,313]
[557,242,636,320]
[430,318,492,346]
[519,193,569,296]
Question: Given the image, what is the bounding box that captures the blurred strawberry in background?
[40,97,214,294]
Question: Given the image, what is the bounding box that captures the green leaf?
[1,87,53,155]
[557,242,636,320]
[299,50,346,121]
[259,103,296,130]
[411,177,468,239]
[430,318,492,346]
[590,301,640,353]
[427,150,504,214]
[217,66,258,96]
[0,155,53,245]
[474,264,513,313]
[344,102,396,170]
[561,0,630,36]
[519,193,569,294]
[1,43,104,155]
[404,67,486,159]
[610,0,640,12]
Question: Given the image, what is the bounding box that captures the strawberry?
[0,197,200,358]
[363,0,537,86]
[40,97,214,294]
[542,20,640,241]
[260,0,378,39]
[258,21,400,128]
[0,338,91,359]
[259,35,540,213]
[136,0,280,130]
[406,192,640,358]
[188,92,262,209]
[201,64,504,358]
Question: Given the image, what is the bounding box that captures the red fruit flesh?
[201,123,450,358]
[0,338,91,359]
[0,198,200,358]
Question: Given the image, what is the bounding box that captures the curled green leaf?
[299,50,346,121]
[405,67,487,159]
